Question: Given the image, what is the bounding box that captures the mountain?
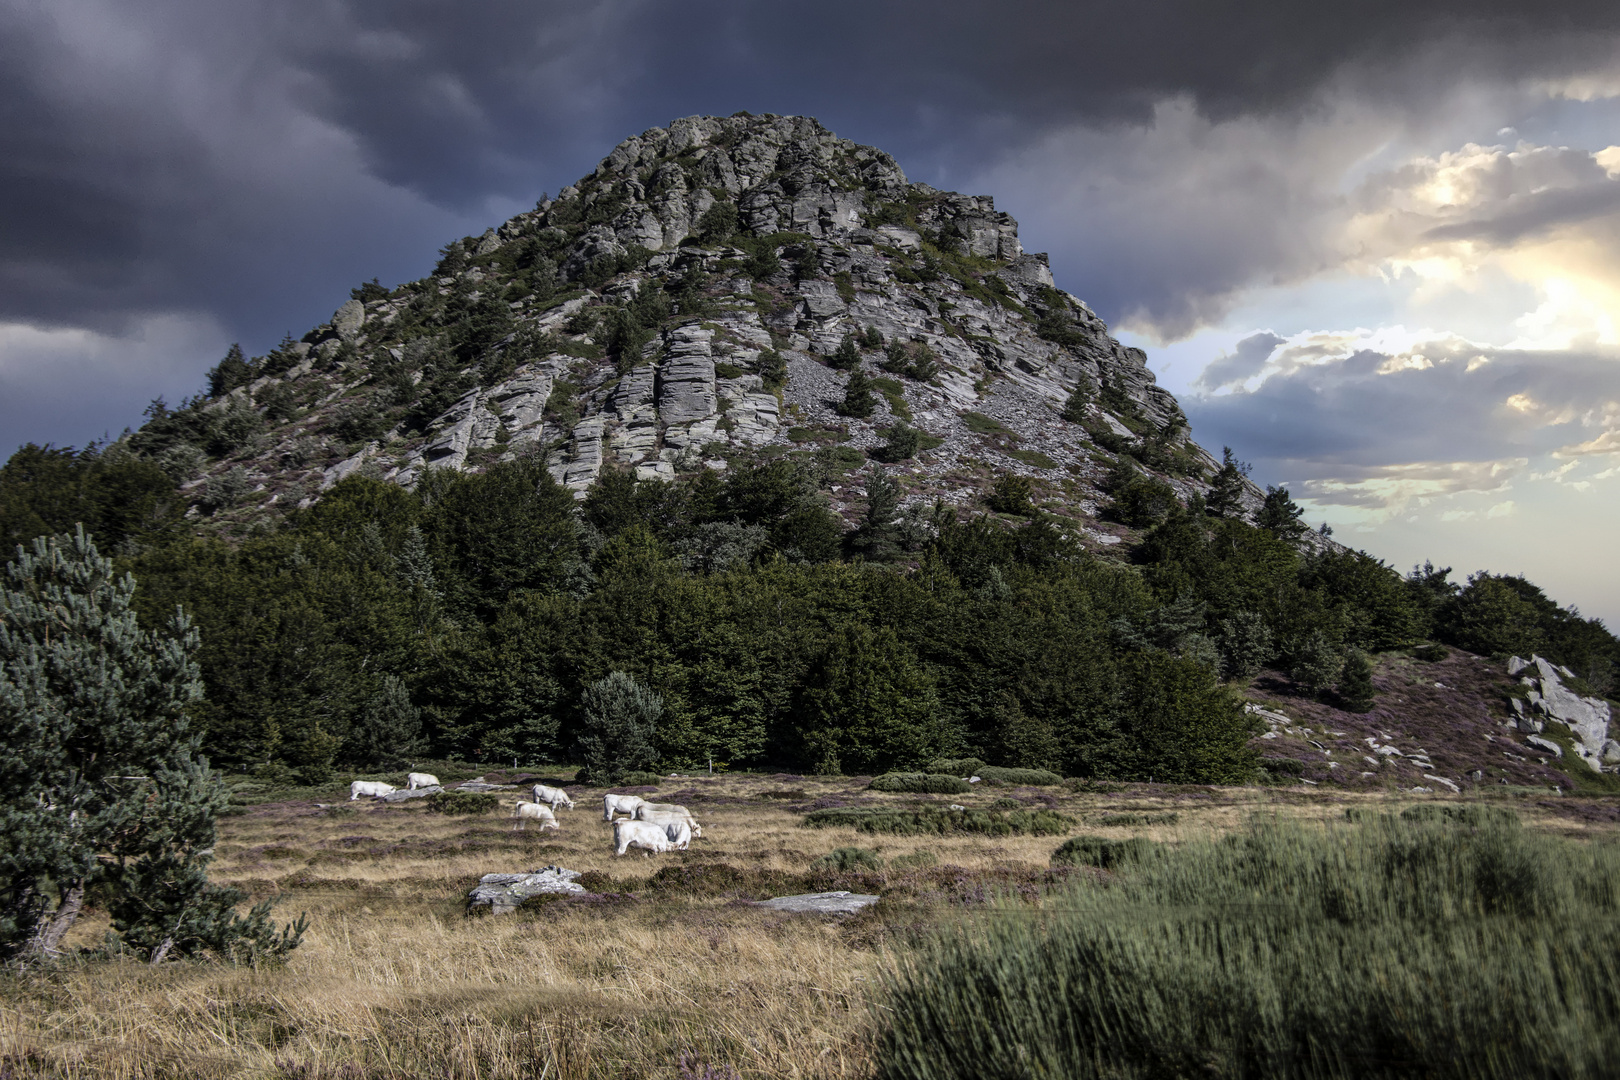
[128,112,1270,540]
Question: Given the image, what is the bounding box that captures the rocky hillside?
[126,113,1266,540]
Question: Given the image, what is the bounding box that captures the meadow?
[1,771,1615,1079]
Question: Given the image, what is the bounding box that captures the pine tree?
[1337,649,1376,712]
[206,344,253,398]
[1289,629,1344,698]
[346,674,425,769]
[872,422,921,463]
[829,332,862,371]
[1061,378,1093,423]
[1257,485,1308,542]
[0,528,303,962]
[838,367,876,418]
[577,671,661,785]
[1206,446,1250,518]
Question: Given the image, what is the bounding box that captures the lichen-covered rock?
[759,890,880,915]
[468,866,585,914]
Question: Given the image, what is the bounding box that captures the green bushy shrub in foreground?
[803,807,1072,837]
[878,815,1620,1079]
[868,773,972,794]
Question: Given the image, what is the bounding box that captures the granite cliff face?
[148,114,1259,537]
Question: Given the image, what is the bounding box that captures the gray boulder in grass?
[468,866,586,914]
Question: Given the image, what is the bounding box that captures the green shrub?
[425,791,501,815]
[617,770,664,787]
[1412,643,1449,662]
[989,797,1022,810]
[926,758,986,776]
[803,807,1073,837]
[869,773,972,794]
[811,847,884,873]
[1094,812,1179,827]
[890,850,939,871]
[973,766,1063,786]
[1050,836,1153,869]
[879,817,1620,1079]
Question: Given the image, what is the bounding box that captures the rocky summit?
[138,113,1261,535]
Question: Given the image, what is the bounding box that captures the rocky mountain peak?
[127,113,1275,544]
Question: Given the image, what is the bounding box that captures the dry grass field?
[1,771,1613,1079]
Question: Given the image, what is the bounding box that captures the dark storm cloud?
[1197,331,1286,390]
[5,0,1620,449]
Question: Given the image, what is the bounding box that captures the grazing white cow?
[659,817,694,850]
[349,780,396,800]
[613,818,675,856]
[635,807,702,838]
[602,793,645,821]
[532,784,575,811]
[406,772,440,790]
[512,801,559,831]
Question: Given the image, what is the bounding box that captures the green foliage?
[1289,629,1343,697]
[926,757,987,776]
[577,670,662,785]
[1206,446,1249,518]
[754,348,787,391]
[870,423,922,463]
[961,411,1009,435]
[1336,648,1376,712]
[1256,485,1308,542]
[696,200,739,243]
[1050,836,1152,869]
[986,474,1035,516]
[811,846,883,873]
[1060,380,1093,423]
[1411,642,1448,662]
[868,773,973,794]
[833,271,857,303]
[1217,611,1273,680]
[878,817,1620,1079]
[206,344,255,398]
[347,674,425,768]
[617,770,664,787]
[797,623,944,775]
[973,766,1063,786]
[829,332,862,371]
[1106,473,1179,527]
[837,367,876,418]
[0,528,299,963]
[0,443,183,553]
[350,278,390,304]
[880,340,938,381]
[803,807,1073,837]
[424,790,501,815]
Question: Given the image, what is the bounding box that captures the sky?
[2,0,1619,623]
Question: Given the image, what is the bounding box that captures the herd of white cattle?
[346,778,702,857]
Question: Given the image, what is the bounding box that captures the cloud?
[1198,331,1285,390]
[1182,332,1620,512]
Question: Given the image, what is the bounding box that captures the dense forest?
[4,439,1617,786]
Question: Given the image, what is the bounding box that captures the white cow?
[602,793,645,821]
[532,784,575,810]
[406,772,440,790]
[512,801,559,831]
[349,780,396,800]
[635,807,702,838]
[659,817,694,850]
[613,818,674,856]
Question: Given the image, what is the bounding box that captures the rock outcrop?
[146,113,1271,534]
[467,866,586,914]
[1507,655,1617,771]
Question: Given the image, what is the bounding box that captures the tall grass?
[878,814,1620,1079]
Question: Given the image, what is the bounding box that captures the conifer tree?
[0,528,303,962]
[577,671,661,785]
[1337,649,1376,713]
[829,332,862,371]
[206,344,253,398]
[1206,446,1250,518]
[838,367,876,418]
[1257,484,1308,542]
[1061,378,1093,423]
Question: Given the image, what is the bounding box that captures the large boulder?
[759,890,880,915]
[468,866,585,914]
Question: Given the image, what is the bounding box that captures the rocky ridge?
[137,113,1263,536]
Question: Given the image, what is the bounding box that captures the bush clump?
[616,770,664,787]
[811,847,884,873]
[926,757,987,776]
[425,791,502,815]
[1094,812,1179,827]
[1051,836,1153,869]
[803,807,1073,837]
[869,773,973,794]
[973,766,1063,786]
[879,816,1620,1078]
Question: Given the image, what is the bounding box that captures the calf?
[349,780,396,800]
[512,801,559,831]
